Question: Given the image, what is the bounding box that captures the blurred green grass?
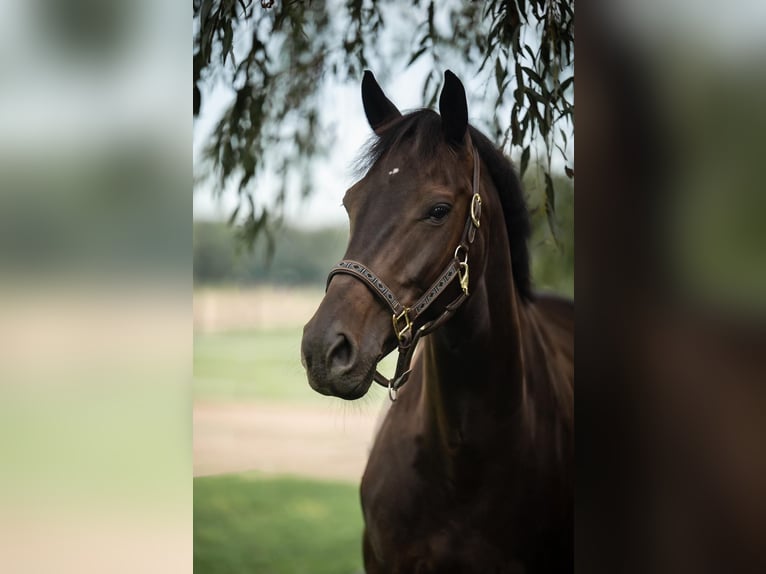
[194,327,318,403]
[194,473,364,574]
[193,326,393,403]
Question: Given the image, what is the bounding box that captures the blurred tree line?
[528,171,573,297]
[194,170,572,296]
[194,222,348,285]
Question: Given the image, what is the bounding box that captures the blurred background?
[0,0,190,572]
[577,2,766,572]
[5,0,763,571]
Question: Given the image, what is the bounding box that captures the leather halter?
[326,147,483,401]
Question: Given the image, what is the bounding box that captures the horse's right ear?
[361,70,402,135]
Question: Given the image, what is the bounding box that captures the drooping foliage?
[193,0,574,245]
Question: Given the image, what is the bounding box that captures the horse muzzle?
[301,278,391,400]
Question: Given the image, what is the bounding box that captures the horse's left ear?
[439,70,468,146]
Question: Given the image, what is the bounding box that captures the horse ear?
[439,70,468,146]
[361,70,402,135]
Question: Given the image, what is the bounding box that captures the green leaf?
[223,22,233,64]
[544,172,559,242]
[541,109,551,138]
[511,108,521,145]
[495,58,505,94]
[514,87,524,106]
[407,45,428,67]
[522,65,543,86]
[422,70,435,103]
[200,0,214,25]
[520,109,530,132]
[520,145,530,178]
[419,29,429,47]
[227,205,241,226]
[544,172,556,214]
[517,0,527,20]
[523,86,546,105]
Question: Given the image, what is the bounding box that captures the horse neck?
[418,176,527,453]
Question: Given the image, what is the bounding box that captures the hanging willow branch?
[194,0,573,245]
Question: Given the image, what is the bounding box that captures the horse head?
[301,70,486,399]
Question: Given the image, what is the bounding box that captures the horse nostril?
[327,332,356,374]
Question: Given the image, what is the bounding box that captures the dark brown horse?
[301,70,573,573]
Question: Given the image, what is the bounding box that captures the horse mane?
[356,109,532,302]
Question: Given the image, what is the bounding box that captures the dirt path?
[194,401,389,482]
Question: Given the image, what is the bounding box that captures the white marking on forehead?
[388,167,400,176]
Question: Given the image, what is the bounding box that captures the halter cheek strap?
[326,147,482,401]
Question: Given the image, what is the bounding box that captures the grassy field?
[194,326,394,403]
[194,327,319,403]
[194,473,365,574]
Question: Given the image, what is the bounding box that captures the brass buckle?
[455,245,470,296]
[392,308,412,344]
[470,193,482,228]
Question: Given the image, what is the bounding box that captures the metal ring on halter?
[454,244,468,263]
[388,380,398,401]
[470,194,482,228]
[454,245,470,295]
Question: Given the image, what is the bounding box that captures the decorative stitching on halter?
[414,265,457,315]
[330,260,401,312]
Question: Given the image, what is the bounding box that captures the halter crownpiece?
[326,147,482,401]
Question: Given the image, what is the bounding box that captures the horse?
[301,70,573,573]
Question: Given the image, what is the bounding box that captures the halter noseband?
[326,147,483,402]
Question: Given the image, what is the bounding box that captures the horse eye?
[427,204,451,221]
